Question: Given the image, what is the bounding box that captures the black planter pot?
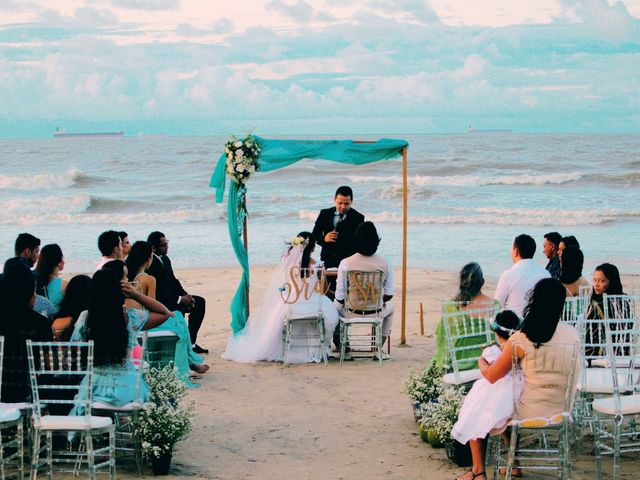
[445,440,472,467]
[151,452,172,475]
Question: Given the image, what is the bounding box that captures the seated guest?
[452,310,522,446]
[542,232,562,280]
[454,279,580,480]
[559,246,589,297]
[14,232,41,266]
[95,230,123,271]
[494,234,550,318]
[584,263,627,359]
[558,235,580,259]
[334,221,393,358]
[125,241,156,308]
[147,231,208,354]
[0,261,52,403]
[71,261,171,409]
[35,243,67,313]
[433,262,496,369]
[126,241,208,384]
[118,231,132,258]
[2,256,56,318]
[52,275,91,341]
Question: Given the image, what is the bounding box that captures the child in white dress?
[452,310,523,444]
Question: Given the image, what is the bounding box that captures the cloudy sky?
[1,0,639,137]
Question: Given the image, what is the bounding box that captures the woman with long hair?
[52,274,91,340]
[70,260,171,407]
[34,243,67,312]
[433,262,496,369]
[454,278,580,480]
[559,246,589,297]
[125,241,208,384]
[223,231,339,363]
[124,241,156,309]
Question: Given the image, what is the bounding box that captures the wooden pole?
[243,196,250,317]
[419,302,424,336]
[401,146,408,345]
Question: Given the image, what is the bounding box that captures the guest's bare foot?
[190,363,210,374]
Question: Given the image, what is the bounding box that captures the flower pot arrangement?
[402,362,444,422]
[133,363,195,475]
[420,386,467,462]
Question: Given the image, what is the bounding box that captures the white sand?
[115,267,631,479]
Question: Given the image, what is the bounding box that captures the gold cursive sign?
[280,266,329,304]
[347,271,381,310]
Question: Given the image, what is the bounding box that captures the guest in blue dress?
[125,241,207,387]
[35,244,67,313]
[71,261,172,410]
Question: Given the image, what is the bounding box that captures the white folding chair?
[26,340,115,480]
[281,266,329,365]
[592,310,640,480]
[493,342,579,480]
[440,301,497,386]
[561,296,588,328]
[0,336,24,480]
[338,270,385,365]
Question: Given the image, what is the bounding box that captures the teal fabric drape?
[210,136,408,333]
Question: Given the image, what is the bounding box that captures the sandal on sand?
[498,467,523,477]
[455,471,486,480]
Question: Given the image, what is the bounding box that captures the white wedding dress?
[222,246,339,364]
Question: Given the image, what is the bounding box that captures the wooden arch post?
[400,146,408,345]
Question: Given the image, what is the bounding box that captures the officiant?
[312,185,365,271]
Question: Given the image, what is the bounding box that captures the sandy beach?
[105,266,635,480]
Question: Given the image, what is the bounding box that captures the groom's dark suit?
[146,254,205,345]
[312,207,365,268]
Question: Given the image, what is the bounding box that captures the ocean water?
[1,133,639,280]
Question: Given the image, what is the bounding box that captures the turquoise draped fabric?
[210,136,408,333]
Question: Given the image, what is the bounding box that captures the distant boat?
[54,128,124,138]
[467,126,513,134]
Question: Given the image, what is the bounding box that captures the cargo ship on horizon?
[54,128,125,138]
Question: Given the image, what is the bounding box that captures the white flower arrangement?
[133,363,195,459]
[224,135,260,185]
[402,363,444,404]
[420,386,466,444]
[290,235,310,248]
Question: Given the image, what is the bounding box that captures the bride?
[222,231,339,363]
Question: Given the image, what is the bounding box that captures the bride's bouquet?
[224,135,260,185]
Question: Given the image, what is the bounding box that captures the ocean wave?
[372,185,438,200]
[0,208,221,226]
[347,172,583,187]
[0,194,91,215]
[0,168,101,190]
[297,208,640,226]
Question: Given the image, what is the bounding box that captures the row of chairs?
[0,331,178,479]
[439,293,640,479]
[282,268,388,366]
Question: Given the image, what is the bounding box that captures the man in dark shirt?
[0,260,52,403]
[543,231,562,280]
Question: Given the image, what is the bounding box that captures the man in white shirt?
[95,230,123,271]
[495,234,550,318]
[334,221,394,359]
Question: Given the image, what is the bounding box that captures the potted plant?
[420,386,469,463]
[402,362,444,422]
[133,363,195,475]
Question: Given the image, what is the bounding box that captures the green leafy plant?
[133,363,195,459]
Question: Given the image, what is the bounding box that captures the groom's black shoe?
[193,344,209,354]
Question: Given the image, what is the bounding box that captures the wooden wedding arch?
[210,136,410,345]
